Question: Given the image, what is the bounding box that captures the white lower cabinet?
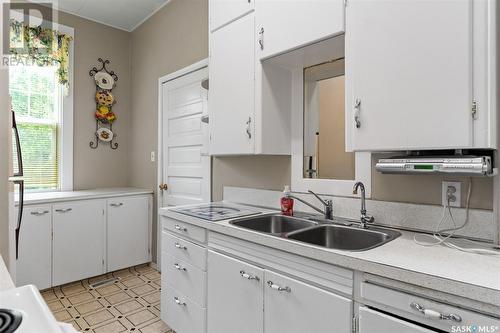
[205,250,352,333]
[264,270,352,333]
[107,196,150,272]
[358,307,436,333]
[15,205,52,290]
[52,200,106,286]
[207,251,264,333]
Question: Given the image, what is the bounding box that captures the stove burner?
[0,309,22,333]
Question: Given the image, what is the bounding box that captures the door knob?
[159,183,168,191]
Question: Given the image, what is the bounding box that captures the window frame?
[9,12,74,191]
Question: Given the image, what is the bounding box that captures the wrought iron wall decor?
[89,58,119,149]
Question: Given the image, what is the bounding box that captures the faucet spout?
[288,190,333,220]
[353,182,374,228]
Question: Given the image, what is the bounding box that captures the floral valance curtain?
[9,19,72,91]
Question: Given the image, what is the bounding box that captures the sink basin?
[230,214,317,235]
[286,224,400,251]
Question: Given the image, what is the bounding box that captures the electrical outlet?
[150,151,156,162]
[442,181,461,207]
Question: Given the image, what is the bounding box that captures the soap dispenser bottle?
[281,185,294,216]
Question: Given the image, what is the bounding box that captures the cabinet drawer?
[361,282,500,331]
[162,217,207,244]
[162,285,206,333]
[162,231,207,270]
[359,306,437,333]
[162,254,206,307]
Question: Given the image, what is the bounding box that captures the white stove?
[0,285,64,333]
[171,203,259,221]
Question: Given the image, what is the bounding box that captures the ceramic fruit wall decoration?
[89,58,119,149]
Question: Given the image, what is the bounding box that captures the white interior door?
[160,66,211,207]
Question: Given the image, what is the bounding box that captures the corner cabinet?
[209,12,256,155]
[345,0,497,151]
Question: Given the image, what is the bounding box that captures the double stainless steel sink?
[230,214,400,251]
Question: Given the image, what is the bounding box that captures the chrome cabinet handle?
[174,224,187,232]
[267,281,291,292]
[110,203,123,207]
[410,302,462,323]
[258,27,264,50]
[173,297,186,306]
[55,208,72,213]
[31,210,49,216]
[174,242,187,250]
[354,98,361,128]
[240,270,260,281]
[173,263,187,271]
[246,117,252,139]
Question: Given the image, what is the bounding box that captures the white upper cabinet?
[209,12,256,155]
[256,0,345,60]
[209,10,292,155]
[346,0,496,151]
[210,0,254,32]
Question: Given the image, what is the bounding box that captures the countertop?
[160,203,500,309]
[0,255,14,291]
[18,187,153,205]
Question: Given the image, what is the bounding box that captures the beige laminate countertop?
[160,203,500,310]
[18,187,153,205]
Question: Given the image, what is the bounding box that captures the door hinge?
[352,316,357,333]
[102,259,105,266]
[344,0,348,7]
[102,209,105,216]
[471,100,478,120]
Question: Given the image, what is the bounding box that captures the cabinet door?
[264,270,351,333]
[107,196,150,272]
[210,0,254,32]
[16,205,52,290]
[346,0,473,151]
[53,200,105,286]
[209,12,255,155]
[207,251,263,333]
[359,307,437,333]
[256,0,344,59]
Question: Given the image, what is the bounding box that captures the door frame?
[157,58,210,269]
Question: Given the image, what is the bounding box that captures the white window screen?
[9,65,61,191]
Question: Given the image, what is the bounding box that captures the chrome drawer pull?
[55,208,72,213]
[174,224,187,232]
[174,243,187,250]
[31,210,49,216]
[110,203,123,207]
[173,297,186,306]
[410,302,462,323]
[240,270,260,281]
[173,263,187,271]
[267,281,291,293]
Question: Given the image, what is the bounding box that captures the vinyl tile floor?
[41,264,173,333]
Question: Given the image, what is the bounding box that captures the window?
[9,65,62,191]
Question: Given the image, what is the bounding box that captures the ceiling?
[51,0,170,31]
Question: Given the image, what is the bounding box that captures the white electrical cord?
[414,178,500,255]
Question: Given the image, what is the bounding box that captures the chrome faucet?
[352,182,374,228]
[287,190,333,220]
